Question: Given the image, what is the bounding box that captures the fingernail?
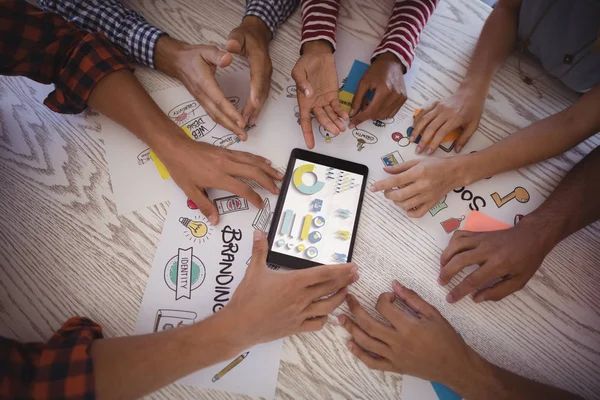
[264,158,272,165]
[348,123,355,129]
[353,272,360,282]
[346,341,354,350]
[393,280,403,289]
[437,277,444,285]
[350,108,355,116]
[456,145,463,153]
[426,147,433,155]
[277,171,284,179]
[275,187,280,194]
[446,293,454,303]
[474,297,483,303]
[209,215,218,225]
[415,145,423,154]
[237,120,245,128]
[253,230,262,241]
[369,184,376,192]
[337,314,347,324]
[249,117,257,126]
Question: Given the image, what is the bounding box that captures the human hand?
[412,85,487,155]
[370,157,468,218]
[225,231,360,346]
[155,36,248,140]
[439,220,553,304]
[226,16,272,126]
[292,40,349,149]
[338,281,486,390]
[349,52,407,128]
[154,136,282,224]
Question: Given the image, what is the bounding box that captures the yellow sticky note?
[338,90,354,113]
[149,126,195,180]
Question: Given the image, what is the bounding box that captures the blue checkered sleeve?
[36,0,164,67]
[245,0,300,36]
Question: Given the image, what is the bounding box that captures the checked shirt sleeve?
[245,0,300,37]
[0,317,103,400]
[0,0,135,114]
[36,0,164,67]
[372,0,438,72]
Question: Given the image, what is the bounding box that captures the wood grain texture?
[1,0,599,399]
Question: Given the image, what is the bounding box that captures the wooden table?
[1,0,599,398]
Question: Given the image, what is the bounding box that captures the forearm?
[91,310,245,400]
[456,84,600,185]
[460,0,521,92]
[451,350,580,399]
[87,69,186,152]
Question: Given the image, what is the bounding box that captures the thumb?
[192,190,219,226]
[202,45,233,68]
[226,28,245,55]
[455,120,479,153]
[250,230,269,269]
[292,66,312,98]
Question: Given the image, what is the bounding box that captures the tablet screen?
[270,159,364,264]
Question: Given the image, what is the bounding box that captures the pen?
[211,351,249,382]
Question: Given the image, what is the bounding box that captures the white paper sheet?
[401,375,463,400]
[134,186,282,399]
[98,69,252,215]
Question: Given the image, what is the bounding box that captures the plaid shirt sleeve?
[0,317,103,399]
[0,0,135,114]
[245,0,300,36]
[36,0,164,67]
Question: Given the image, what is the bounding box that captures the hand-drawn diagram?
[164,247,206,300]
[214,195,249,215]
[373,117,394,128]
[153,309,197,332]
[185,115,218,140]
[213,134,240,148]
[286,85,297,98]
[491,186,530,208]
[318,124,334,143]
[429,195,448,217]
[228,96,240,109]
[187,198,199,210]
[168,100,200,126]
[353,129,378,151]
[391,131,410,147]
[212,352,249,382]
[454,187,487,211]
[441,216,465,234]
[514,214,524,226]
[137,148,151,165]
[381,151,403,167]
[252,198,272,233]
[179,217,212,243]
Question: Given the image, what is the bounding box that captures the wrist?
[154,35,189,79]
[188,309,250,361]
[241,16,271,44]
[448,349,506,398]
[302,39,334,55]
[374,51,406,73]
[458,76,490,100]
[515,213,564,254]
[447,155,477,188]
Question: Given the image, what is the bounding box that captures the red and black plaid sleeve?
[0,317,103,399]
[0,0,134,114]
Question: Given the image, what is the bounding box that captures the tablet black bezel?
[266,148,369,269]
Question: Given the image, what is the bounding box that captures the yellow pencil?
[212,351,249,382]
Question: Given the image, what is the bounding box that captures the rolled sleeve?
[0,317,103,400]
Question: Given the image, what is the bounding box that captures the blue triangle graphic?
[430,381,461,400]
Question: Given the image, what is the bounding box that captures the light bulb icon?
[179,217,208,239]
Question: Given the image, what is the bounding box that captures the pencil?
[211,351,249,382]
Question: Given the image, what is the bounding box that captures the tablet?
[267,148,368,269]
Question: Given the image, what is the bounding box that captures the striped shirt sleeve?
[372,0,438,71]
[245,0,301,37]
[36,0,164,68]
[300,0,341,51]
